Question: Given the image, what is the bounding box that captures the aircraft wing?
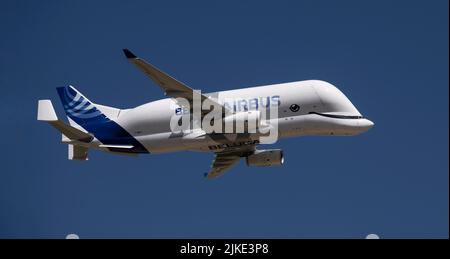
[206,153,241,179]
[123,49,230,114]
[205,144,256,179]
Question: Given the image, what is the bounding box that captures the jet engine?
[246,149,284,167]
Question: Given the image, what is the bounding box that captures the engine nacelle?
[223,110,261,132]
[246,149,284,167]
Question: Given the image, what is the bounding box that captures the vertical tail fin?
[56,85,148,153]
[56,85,105,128]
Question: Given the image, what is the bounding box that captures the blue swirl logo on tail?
[58,86,102,119]
[56,86,148,153]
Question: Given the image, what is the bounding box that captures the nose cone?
[358,118,374,131]
[311,80,362,116]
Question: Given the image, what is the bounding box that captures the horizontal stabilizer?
[37,100,94,143]
[99,144,134,149]
[51,121,94,142]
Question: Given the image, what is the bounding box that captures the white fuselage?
[91,80,373,154]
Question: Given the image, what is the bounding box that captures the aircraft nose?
[358,118,374,131]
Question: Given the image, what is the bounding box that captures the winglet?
[37,100,58,121]
[123,49,137,59]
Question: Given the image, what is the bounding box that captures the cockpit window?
[309,112,364,119]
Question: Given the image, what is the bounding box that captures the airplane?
[37,49,374,178]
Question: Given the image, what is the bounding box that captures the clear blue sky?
[0,0,448,238]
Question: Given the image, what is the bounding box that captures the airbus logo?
[175,96,281,115]
[289,104,300,112]
[223,96,280,112]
